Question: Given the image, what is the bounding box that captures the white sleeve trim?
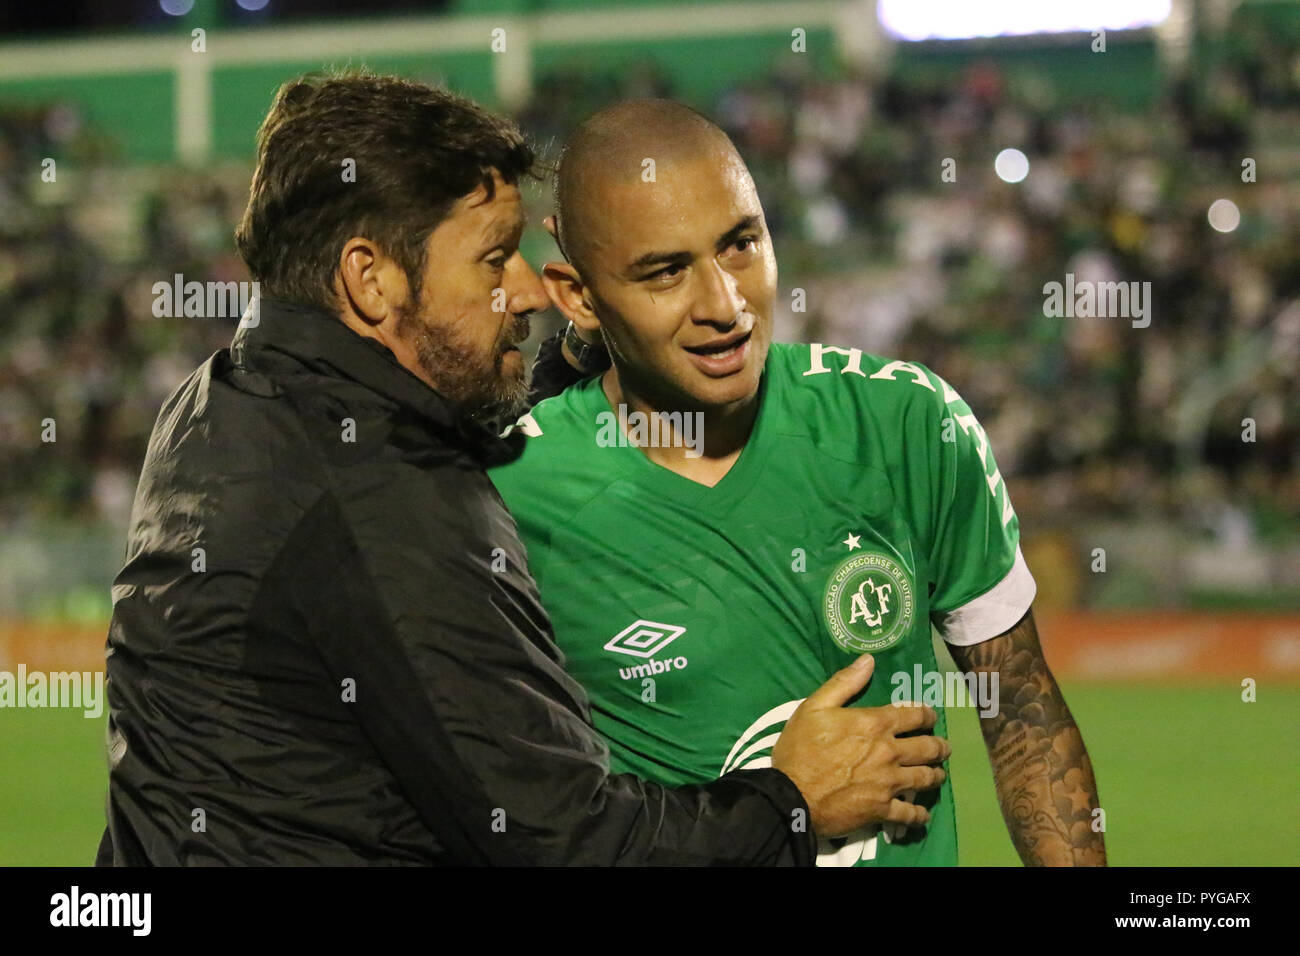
[936,544,1037,647]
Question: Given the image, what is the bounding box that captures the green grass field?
[3,682,1296,865]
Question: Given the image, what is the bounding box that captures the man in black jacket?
[97,72,949,865]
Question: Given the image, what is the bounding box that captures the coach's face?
[340,168,547,419]
[403,170,549,417]
[556,146,776,412]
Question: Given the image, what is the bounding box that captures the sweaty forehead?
[617,155,752,236]
[569,143,756,271]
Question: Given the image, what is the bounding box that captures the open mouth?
[684,329,752,360]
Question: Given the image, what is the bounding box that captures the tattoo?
[950,608,1107,866]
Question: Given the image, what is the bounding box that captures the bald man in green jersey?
[491,100,1105,866]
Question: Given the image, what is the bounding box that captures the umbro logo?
[607,621,690,682]
[604,620,685,658]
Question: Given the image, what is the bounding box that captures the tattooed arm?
[948,606,1106,866]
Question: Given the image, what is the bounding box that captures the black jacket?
[96,298,815,866]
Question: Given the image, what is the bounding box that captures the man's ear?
[337,236,406,328]
[541,261,600,336]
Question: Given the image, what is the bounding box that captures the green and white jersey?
[489,342,1035,866]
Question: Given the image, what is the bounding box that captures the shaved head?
[553,99,741,278]
[540,97,775,420]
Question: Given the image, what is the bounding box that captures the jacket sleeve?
[275,470,817,866]
[526,327,608,409]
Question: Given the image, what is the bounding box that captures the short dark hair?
[236,69,537,314]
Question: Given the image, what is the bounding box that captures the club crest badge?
[823,548,914,653]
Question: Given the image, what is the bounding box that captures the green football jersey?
[489,342,1036,866]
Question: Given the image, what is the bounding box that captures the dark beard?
[394,304,530,427]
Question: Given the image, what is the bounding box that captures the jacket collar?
[230,295,523,463]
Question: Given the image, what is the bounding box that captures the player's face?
[583,148,776,412]
[398,171,547,419]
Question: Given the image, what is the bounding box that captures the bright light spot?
[237,0,270,10]
[160,0,195,15]
[1207,198,1241,233]
[995,148,1030,183]
[878,0,1172,41]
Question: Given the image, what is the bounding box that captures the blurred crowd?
[1,36,1297,578]
[0,105,247,532]
[523,49,1300,563]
